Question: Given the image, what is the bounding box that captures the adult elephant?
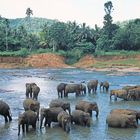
[127,87,140,101]
[110,109,140,123]
[106,113,137,128]
[110,89,128,101]
[40,107,63,129]
[75,100,99,117]
[0,100,12,123]
[25,83,36,98]
[18,110,37,135]
[57,111,71,133]
[32,84,40,100]
[57,83,67,98]
[87,80,98,93]
[64,83,82,97]
[23,99,40,121]
[100,81,109,93]
[49,99,71,114]
[71,110,90,127]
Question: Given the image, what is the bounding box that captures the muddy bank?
[0,53,140,73]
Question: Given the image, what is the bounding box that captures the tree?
[26,8,33,32]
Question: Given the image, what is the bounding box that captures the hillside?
[9,17,58,32]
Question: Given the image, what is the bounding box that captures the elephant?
[32,84,40,100]
[80,84,86,95]
[18,110,37,135]
[87,80,98,93]
[75,100,99,117]
[25,83,36,98]
[40,107,64,129]
[100,81,109,93]
[23,99,40,121]
[110,89,128,101]
[57,111,71,133]
[110,109,140,123]
[57,83,67,98]
[0,100,12,123]
[127,87,140,101]
[71,110,90,127]
[49,99,71,114]
[64,83,82,97]
[106,113,137,128]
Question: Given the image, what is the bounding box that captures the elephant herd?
[0,80,140,136]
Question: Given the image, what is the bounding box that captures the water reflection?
[0,68,140,140]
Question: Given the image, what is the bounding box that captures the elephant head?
[81,112,90,127]
[88,102,99,117]
[62,102,71,115]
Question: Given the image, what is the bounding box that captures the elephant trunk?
[65,122,71,133]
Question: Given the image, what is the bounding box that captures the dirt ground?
[0,53,140,72]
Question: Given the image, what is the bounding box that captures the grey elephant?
[0,100,12,123]
[110,109,140,123]
[106,113,137,128]
[80,84,86,95]
[40,107,63,129]
[32,84,40,100]
[23,99,40,121]
[87,80,98,93]
[100,81,109,93]
[110,89,128,101]
[75,100,99,117]
[57,111,71,133]
[57,83,67,98]
[64,83,82,97]
[25,83,36,98]
[71,110,90,127]
[127,87,140,101]
[49,99,71,114]
[18,110,37,135]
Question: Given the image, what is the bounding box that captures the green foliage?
[0,48,29,57]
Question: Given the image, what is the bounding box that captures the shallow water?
[0,68,140,140]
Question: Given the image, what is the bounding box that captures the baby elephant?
[57,111,71,133]
[71,110,90,127]
[0,100,12,123]
[49,99,71,114]
[18,110,37,135]
[75,100,99,117]
[106,113,137,128]
[40,107,64,129]
[32,84,40,100]
[23,99,40,121]
[25,83,36,98]
[100,81,109,93]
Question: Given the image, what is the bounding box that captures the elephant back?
[0,100,10,114]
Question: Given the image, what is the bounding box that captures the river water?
[0,68,140,140]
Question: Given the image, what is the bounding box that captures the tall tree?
[26,8,33,32]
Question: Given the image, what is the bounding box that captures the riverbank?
[0,53,140,73]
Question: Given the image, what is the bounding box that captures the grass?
[93,58,140,68]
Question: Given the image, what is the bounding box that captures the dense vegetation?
[0,1,140,61]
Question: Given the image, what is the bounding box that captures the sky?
[0,0,140,27]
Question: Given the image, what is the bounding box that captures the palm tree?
[26,8,33,32]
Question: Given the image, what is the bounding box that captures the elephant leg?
[26,124,29,132]
[61,91,63,98]
[8,115,12,122]
[4,115,8,123]
[44,118,48,127]
[32,124,36,130]
[88,88,91,94]
[40,116,44,129]
[22,124,25,133]
[18,125,20,135]
[115,95,117,101]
